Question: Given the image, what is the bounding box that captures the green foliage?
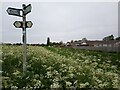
[47,37,50,46]
[103,35,114,41]
[2,45,120,89]
[115,37,120,40]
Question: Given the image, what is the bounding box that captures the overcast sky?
[1,1,118,44]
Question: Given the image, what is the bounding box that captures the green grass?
[2,45,120,89]
[45,46,120,69]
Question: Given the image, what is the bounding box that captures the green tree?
[103,35,114,41]
[47,37,50,46]
[116,37,120,40]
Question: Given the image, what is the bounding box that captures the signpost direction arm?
[7,7,22,17]
[24,4,31,15]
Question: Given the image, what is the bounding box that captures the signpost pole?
[7,4,32,75]
[22,4,27,75]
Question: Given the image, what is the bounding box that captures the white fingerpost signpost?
[7,4,33,75]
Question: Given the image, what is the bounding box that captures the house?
[65,39,120,52]
[77,40,119,48]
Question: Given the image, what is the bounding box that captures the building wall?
[72,46,119,52]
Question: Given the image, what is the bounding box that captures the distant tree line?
[103,35,120,41]
[2,35,120,46]
[2,37,63,47]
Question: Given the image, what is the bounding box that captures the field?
[2,45,120,89]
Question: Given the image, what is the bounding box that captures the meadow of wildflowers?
[2,45,120,89]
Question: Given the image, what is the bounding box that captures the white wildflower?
[51,82,60,88]
[80,83,86,88]
[66,81,72,87]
